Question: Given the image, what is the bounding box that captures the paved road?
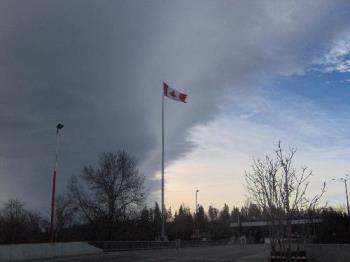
[37,244,270,262]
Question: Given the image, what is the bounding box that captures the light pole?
[195,189,199,215]
[50,123,64,242]
[194,189,199,235]
[332,174,350,217]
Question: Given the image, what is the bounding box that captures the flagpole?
[160,82,187,240]
[161,84,165,240]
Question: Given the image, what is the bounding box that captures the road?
[36,244,270,262]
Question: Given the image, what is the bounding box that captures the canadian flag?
[163,82,188,103]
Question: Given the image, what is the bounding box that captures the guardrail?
[89,239,230,252]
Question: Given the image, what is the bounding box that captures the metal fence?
[180,239,230,248]
[89,239,230,252]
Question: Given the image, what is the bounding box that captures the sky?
[1,1,350,215]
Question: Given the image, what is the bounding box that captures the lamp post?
[194,189,199,236]
[195,189,199,215]
[50,123,64,242]
[332,174,350,217]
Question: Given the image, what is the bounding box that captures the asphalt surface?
[36,244,270,262]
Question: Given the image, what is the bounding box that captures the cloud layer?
[0,1,350,211]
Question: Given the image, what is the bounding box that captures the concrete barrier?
[0,242,103,261]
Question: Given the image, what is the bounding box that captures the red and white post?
[50,123,64,242]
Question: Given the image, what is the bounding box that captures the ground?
[36,244,270,262]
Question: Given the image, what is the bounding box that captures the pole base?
[158,235,168,241]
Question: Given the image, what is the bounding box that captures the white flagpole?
[161,84,165,240]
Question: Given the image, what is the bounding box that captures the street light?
[194,189,199,236]
[195,189,199,215]
[50,123,64,242]
[332,174,350,217]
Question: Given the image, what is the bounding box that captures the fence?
[89,239,230,252]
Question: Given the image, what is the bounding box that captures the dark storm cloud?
[0,0,161,210]
[0,0,349,211]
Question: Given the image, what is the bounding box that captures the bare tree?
[0,199,44,243]
[245,142,325,259]
[54,194,75,241]
[68,151,146,240]
[208,206,219,222]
